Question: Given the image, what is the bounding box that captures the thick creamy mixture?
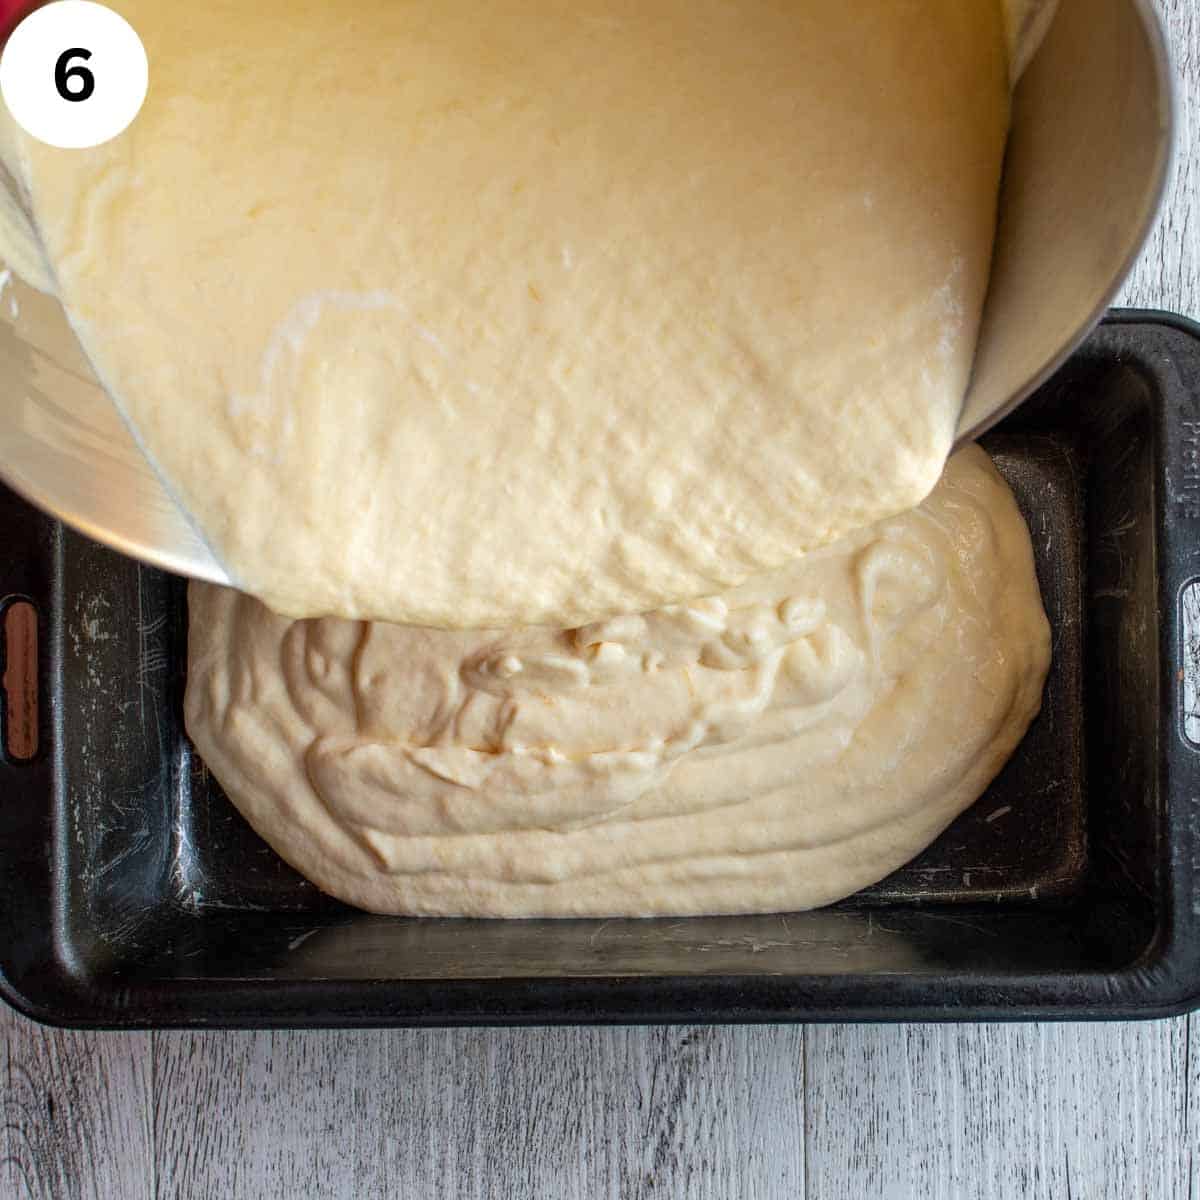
[2,2,1057,915]
[185,448,1051,917]
[0,0,1011,627]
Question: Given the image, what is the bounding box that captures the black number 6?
[55,48,95,103]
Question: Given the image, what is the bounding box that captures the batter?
[1,3,1058,916]
[0,0,1011,627]
[185,448,1051,917]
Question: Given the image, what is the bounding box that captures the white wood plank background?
[3,3,1199,1196]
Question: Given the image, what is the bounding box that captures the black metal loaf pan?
[2,311,1199,1029]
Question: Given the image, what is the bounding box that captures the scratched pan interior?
[3,311,1200,1028]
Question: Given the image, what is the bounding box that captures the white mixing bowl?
[0,0,1175,585]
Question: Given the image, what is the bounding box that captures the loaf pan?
[1,311,1198,1028]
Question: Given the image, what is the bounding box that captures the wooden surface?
[4,4,1200,1196]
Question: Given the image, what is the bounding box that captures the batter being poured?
[1,1,1056,917]
[1,0,1013,628]
[185,448,1050,917]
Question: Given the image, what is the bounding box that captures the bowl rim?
[954,0,1178,447]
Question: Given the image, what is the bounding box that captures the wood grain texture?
[0,1000,153,1200]
[152,1030,381,1199]
[805,1021,1190,1200]
[150,1027,805,1200]
[2,2,1199,1198]
[1117,0,1200,315]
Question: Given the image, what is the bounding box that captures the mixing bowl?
[0,0,1175,586]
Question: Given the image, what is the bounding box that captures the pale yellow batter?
[185,448,1051,917]
[1,2,1057,917]
[0,0,1011,628]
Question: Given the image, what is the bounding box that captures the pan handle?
[0,478,55,766]
[0,482,59,1011]
[1147,317,1200,974]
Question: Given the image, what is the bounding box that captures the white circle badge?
[0,1,148,149]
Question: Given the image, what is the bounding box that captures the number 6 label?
[0,1,147,149]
